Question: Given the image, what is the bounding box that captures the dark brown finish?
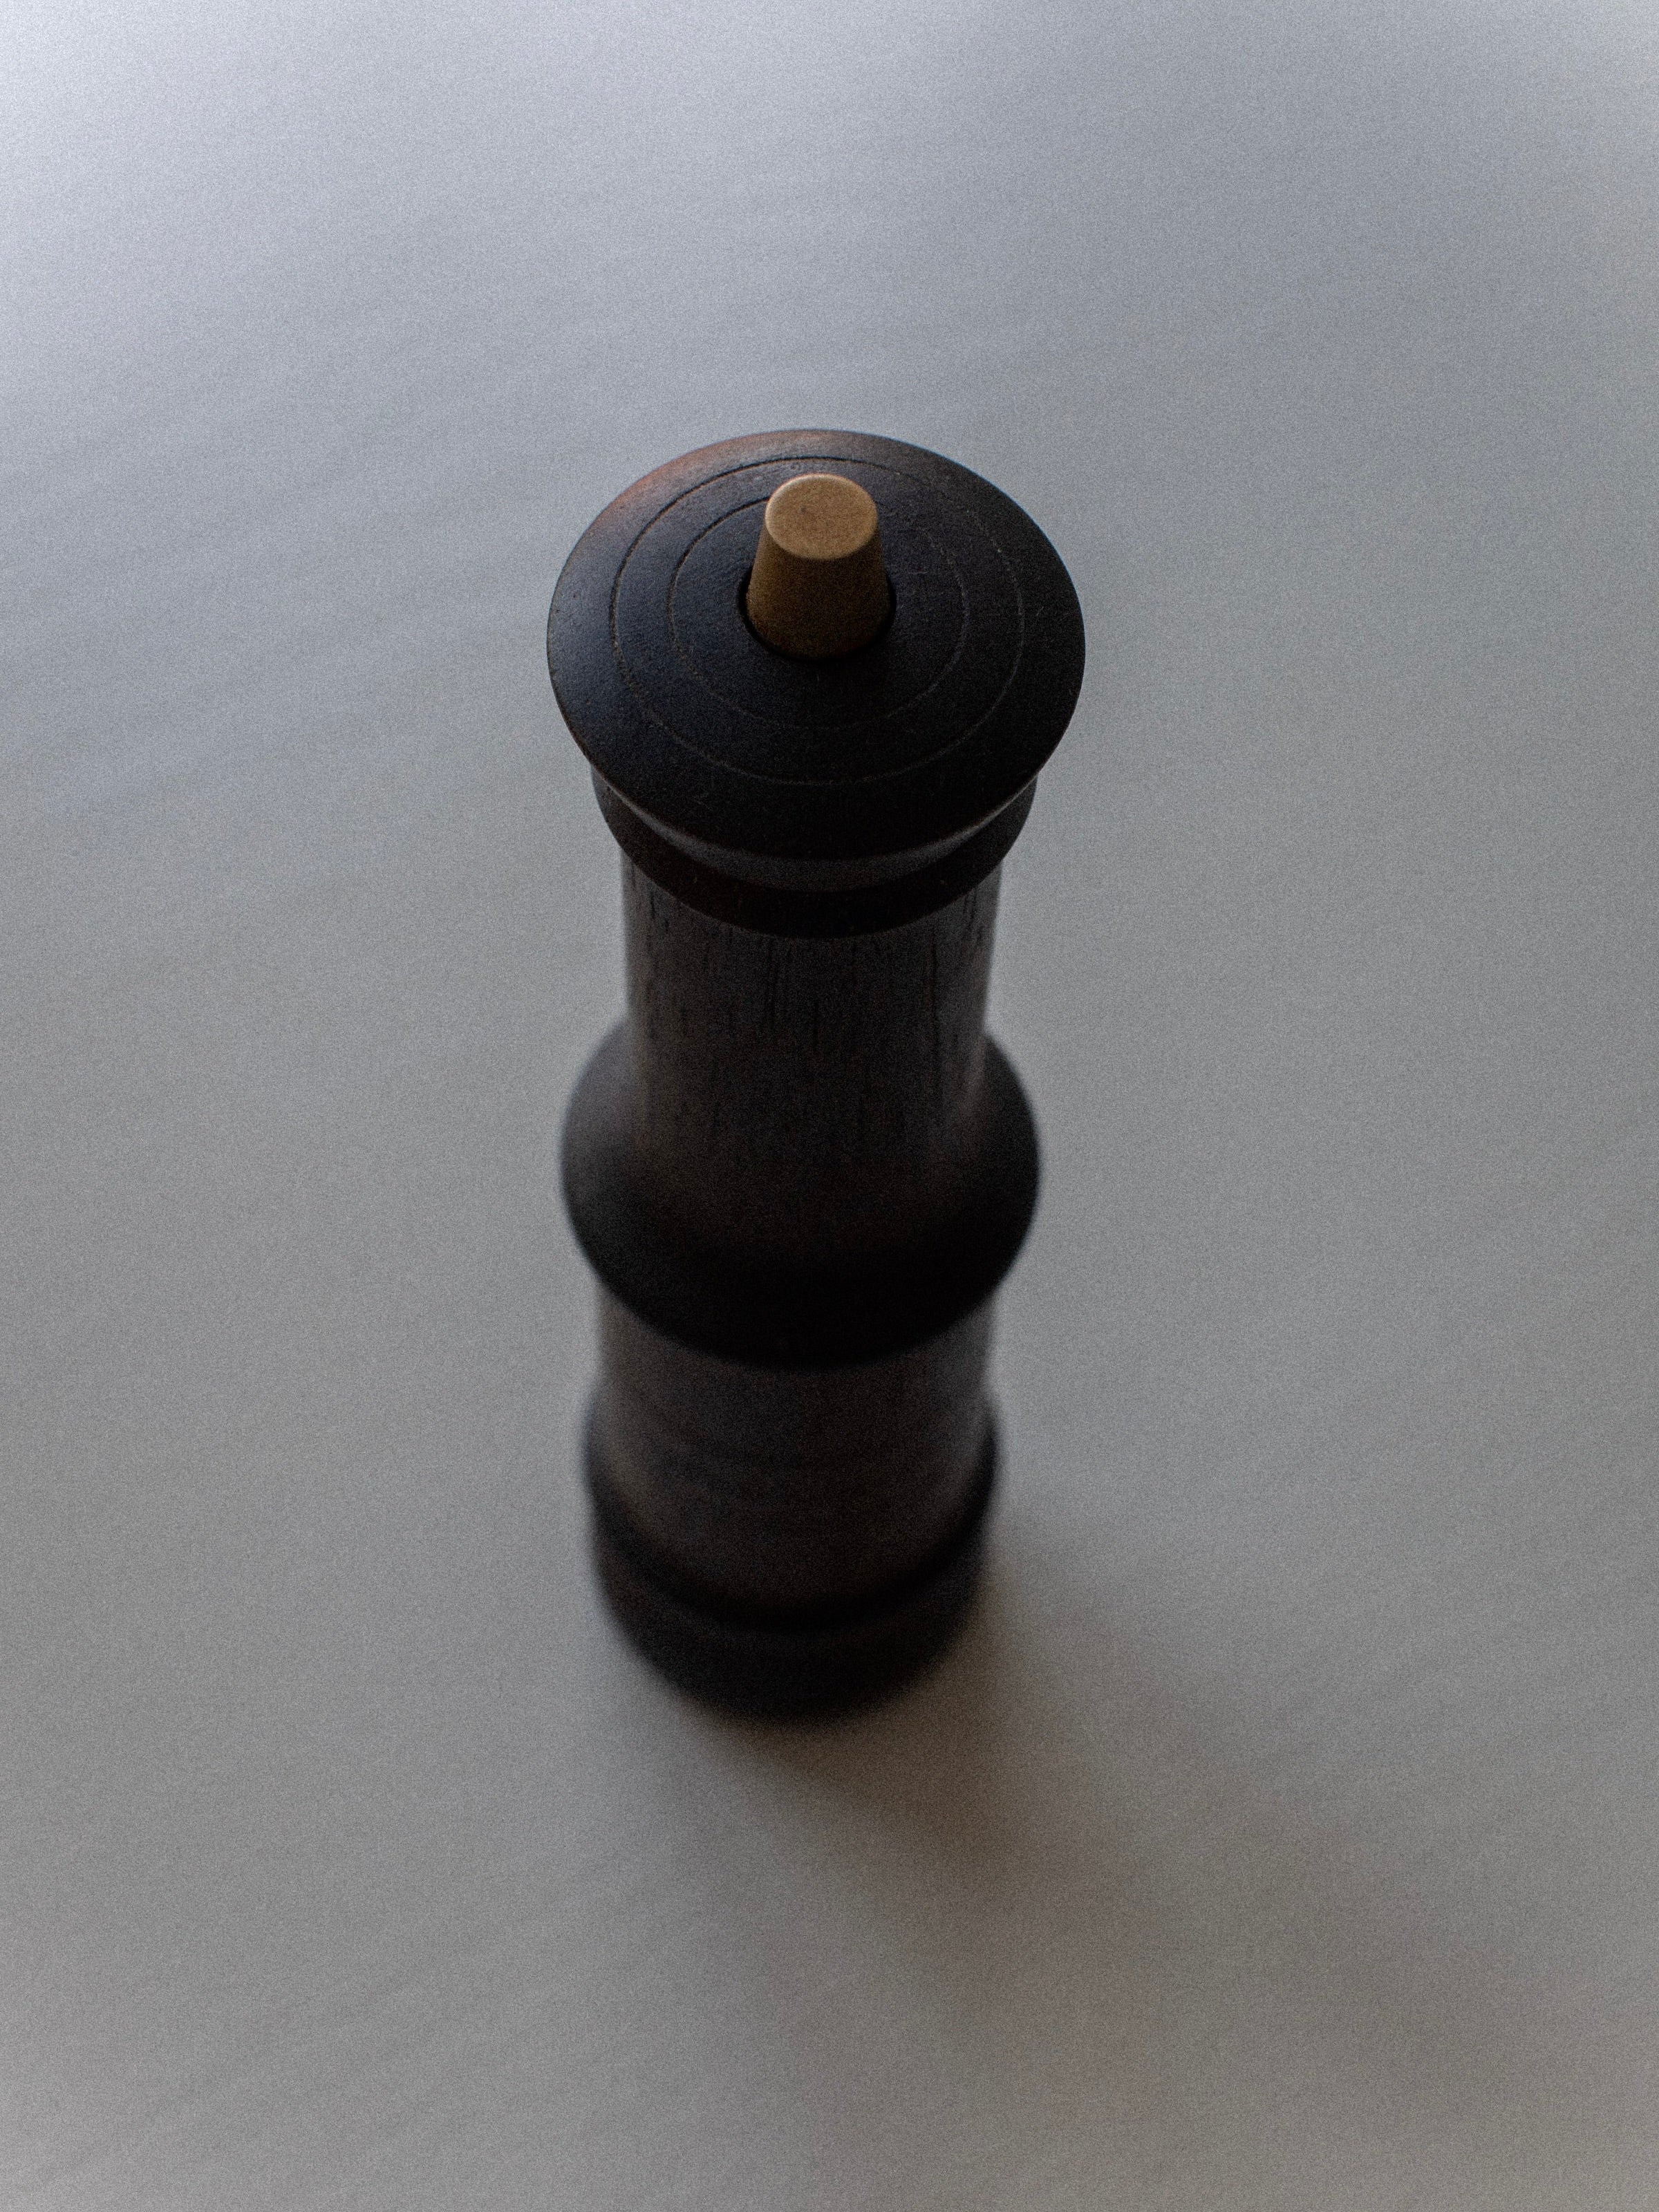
[623,857,999,1280]
[548,431,1084,1716]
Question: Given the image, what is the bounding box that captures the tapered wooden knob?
[745,474,890,659]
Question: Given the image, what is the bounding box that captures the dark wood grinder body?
[549,431,1084,1714]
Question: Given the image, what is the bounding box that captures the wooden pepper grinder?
[549,430,1085,1716]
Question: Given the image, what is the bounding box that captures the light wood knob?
[746,474,890,659]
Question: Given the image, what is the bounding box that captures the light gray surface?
[5,1,1658,2204]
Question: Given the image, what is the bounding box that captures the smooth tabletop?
[4,2,1658,2206]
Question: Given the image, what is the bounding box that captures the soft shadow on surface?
[626,1503,1649,2211]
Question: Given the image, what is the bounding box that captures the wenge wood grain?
[623,859,998,1271]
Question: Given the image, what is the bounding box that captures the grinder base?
[585,1410,997,1718]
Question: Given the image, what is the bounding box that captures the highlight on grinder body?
[746,474,890,659]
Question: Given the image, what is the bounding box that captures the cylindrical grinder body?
[550,431,1085,1714]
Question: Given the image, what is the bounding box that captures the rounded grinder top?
[547,430,1085,881]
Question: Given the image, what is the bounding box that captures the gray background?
[5,0,1658,2204]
